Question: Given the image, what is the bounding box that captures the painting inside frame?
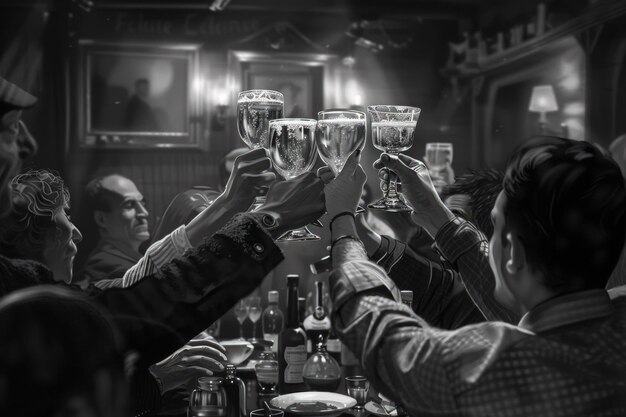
[79,41,201,148]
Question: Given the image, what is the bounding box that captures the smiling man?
[82,174,150,282]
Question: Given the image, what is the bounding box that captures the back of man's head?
[503,136,626,292]
[441,169,504,237]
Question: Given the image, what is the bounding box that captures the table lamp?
[529,85,558,134]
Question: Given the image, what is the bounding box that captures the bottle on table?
[255,351,279,407]
[278,274,308,394]
[188,376,228,417]
[302,334,341,392]
[262,290,284,353]
[401,290,413,309]
[223,365,246,417]
[303,280,331,353]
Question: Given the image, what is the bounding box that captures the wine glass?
[345,375,370,410]
[315,109,366,213]
[237,89,284,210]
[268,118,319,241]
[368,105,421,212]
[247,296,262,342]
[234,299,248,340]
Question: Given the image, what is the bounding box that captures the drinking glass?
[425,142,453,193]
[268,118,319,241]
[234,299,248,340]
[345,376,370,410]
[368,105,421,212]
[316,109,366,213]
[250,409,283,417]
[247,296,262,342]
[237,89,284,210]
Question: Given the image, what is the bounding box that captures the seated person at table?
[323,138,626,416]
[0,286,129,417]
[0,75,326,416]
[81,173,150,283]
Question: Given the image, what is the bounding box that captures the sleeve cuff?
[434,217,486,265]
[172,225,193,253]
[212,213,281,263]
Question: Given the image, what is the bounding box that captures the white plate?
[364,401,398,416]
[270,392,356,417]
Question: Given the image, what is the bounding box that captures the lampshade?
[529,85,558,113]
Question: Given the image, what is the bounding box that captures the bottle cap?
[268,290,279,303]
[225,364,236,377]
[400,290,413,303]
[287,274,299,286]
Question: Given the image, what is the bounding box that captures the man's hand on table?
[150,333,227,394]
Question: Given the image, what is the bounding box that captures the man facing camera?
[82,174,150,282]
[324,138,626,416]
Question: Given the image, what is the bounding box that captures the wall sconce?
[529,85,558,134]
[212,88,229,131]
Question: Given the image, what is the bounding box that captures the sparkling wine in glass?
[234,299,248,340]
[368,105,421,212]
[237,89,284,210]
[247,296,262,342]
[268,118,319,241]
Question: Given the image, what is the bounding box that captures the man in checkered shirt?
[323,138,626,417]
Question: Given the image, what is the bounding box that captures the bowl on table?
[270,392,356,417]
[221,339,254,366]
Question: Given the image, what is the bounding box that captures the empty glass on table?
[247,296,262,342]
[315,109,366,212]
[345,375,370,410]
[237,89,284,210]
[234,298,248,340]
[368,105,421,212]
[268,118,319,241]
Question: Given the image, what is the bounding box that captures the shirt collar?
[518,289,614,333]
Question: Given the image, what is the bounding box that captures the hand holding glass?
[316,109,366,213]
[237,90,284,210]
[268,118,320,241]
[368,105,421,212]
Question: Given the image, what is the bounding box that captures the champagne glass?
[368,105,421,212]
[315,109,366,213]
[247,296,262,342]
[268,118,319,241]
[234,299,248,340]
[237,89,284,210]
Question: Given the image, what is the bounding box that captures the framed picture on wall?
[77,41,202,148]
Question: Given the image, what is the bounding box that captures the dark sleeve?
[90,214,284,364]
[377,236,485,329]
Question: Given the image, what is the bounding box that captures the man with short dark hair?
[82,174,150,282]
[324,138,626,416]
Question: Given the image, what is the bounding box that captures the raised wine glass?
[237,89,284,210]
[268,118,319,241]
[234,298,248,340]
[315,109,366,213]
[368,105,421,212]
[247,296,262,342]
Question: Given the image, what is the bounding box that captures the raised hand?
[322,149,366,218]
[217,148,276,212]
[258,171,325,236]
[374,153,454,237]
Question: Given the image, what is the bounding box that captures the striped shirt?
[94,225,192,289]
[329,218,626,417]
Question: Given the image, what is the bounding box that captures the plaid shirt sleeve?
[434,217,520,324]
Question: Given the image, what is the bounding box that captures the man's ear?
[505,232,526,274]
[93,210,107,229]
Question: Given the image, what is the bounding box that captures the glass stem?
[386,151,400,200]
[252,321,257,339]
[239,323,244,339]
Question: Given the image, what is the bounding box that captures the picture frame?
[77,40,202,149]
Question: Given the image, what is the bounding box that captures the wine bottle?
[278,275,307,394]
[223,364,246,417]
[262,290,284,353]
[303,281,331,353]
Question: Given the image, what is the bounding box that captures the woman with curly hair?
[0,169,82,284]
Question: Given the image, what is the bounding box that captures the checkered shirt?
[329,219,626,417]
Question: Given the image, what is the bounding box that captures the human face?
[0,111,37,217]
[42,206,83,283]
[488,192,518,310]
[98,176,149,249]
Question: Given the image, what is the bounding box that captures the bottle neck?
[286,284,299,328]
